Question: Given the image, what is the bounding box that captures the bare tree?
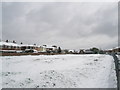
[58,47,61,54]
[6,40,9,43]
[13,40,16,43]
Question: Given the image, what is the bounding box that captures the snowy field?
[0,54,117,88]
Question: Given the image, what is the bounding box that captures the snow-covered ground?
[0,54,117,88]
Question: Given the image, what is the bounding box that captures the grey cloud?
[2,2,118,49]
[2,2,26,24]
[92,4,118,37]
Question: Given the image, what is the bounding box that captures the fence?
[112,54,120,90]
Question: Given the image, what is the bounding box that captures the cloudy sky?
[2,2,118,50]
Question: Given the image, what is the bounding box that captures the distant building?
[20,44,35,50]
[79,49,84,54]
[105,47,120,55]
[68,50,75,54]
[36,46,46,52]
[84,49,94,54]
[45,45,58,53]
[0,41,21,53]
[0,41,20,50]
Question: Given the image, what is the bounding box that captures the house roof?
[113,46,120,49]
[0,41,57,49]
[20,44,36,47]
[0,41,19,46]
[0,41,39,47]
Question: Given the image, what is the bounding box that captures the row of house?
[67,49,98,54]
[66,47,120,54]
[0,41,58,53]
[1,40,120,55]
[0,41,96,54]
[105,47,120,55]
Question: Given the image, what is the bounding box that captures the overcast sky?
[2,2,118,50]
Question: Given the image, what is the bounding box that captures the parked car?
[25,49,38,53]
[16,50,23,53]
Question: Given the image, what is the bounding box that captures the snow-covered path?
[1,54,117,88]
